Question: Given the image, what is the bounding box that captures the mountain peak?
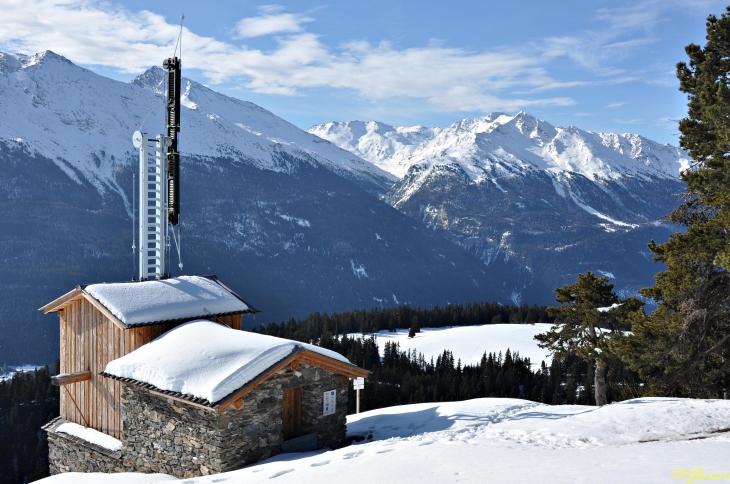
[30,50,76,68]
[0,50,85,76]
[131,66,166,95]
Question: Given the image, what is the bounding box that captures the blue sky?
[1,0,725,144]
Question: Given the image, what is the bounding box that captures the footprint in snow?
[419,441,435,446]
[269,469,295,479]
[343,450,364,459]
[377,449,394,454]
[311,461,330,467]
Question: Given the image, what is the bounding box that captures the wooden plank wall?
[59,306,245,438]
[60,299,126,439]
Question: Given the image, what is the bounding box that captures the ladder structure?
[133,132,170,279]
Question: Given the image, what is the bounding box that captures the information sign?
[323,390,336,416]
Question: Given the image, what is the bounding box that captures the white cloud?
[542,0,676,75]
[604,102,625,108]
[0,0,583,114]
[3,0,700,116]
[235,6,313,38]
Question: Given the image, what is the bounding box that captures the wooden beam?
[215,354,298,412]
[291,360,300,371]
[39,289,83,314]
[142,386,215,412]
[233,398,244,410]
[341,375,349,386]
[298,351,370,379]
[52,371,92,386]
[299,355,362,379]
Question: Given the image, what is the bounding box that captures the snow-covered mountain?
[310,113,688,305]
[309,112,688,204]
[0,51,393,199]
[308,120,440,177]
[0,51,500,365]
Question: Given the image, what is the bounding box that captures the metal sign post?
[353,377,365,414]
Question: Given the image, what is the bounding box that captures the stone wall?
[44,417,123,474]
[46,362,349,478]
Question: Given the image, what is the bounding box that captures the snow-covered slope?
[351,323,554,367]
[39,397,730,484]
[0,51,393,200]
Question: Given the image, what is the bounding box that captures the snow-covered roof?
[103,320,358,404]
[84,275,253,327]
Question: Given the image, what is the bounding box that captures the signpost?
[353,377,365,414]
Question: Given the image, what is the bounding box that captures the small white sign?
[353,377,365,390]
[323,390,336,416]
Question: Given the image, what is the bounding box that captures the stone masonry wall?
[44,417,123,474]
[120,362,348,476]
[46,362,349,478]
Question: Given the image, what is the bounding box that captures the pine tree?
[408,317,420,338]
[617,8,730,397]
[535,271,642,405]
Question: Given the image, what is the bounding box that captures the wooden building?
[40,275,255,439]
[42,275,369,478]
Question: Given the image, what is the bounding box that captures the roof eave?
[101,347,370,413]
[39,287,84,314]
[120,309,256,329]
[203,275,260,313]
[213,348,369,412]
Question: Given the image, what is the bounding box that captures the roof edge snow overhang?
[101,347,370,413]
[38,275,258,329]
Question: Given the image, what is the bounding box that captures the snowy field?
[40,397,730,484]
[350,324,555,367]
[0,365,43,382]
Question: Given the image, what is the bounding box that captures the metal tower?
[132,56,182,281]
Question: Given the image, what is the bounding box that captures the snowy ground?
[0,365,43,382]
[350,324,554,367]
[40,397,730,484]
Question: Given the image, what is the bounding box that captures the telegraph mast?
[163,56,181,226]
[132,56,182,281]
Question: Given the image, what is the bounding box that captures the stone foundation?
[46,362,349,478]
[44,417,123,474]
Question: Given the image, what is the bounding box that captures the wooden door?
[282,388,302,441]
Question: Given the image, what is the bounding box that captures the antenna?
[163,56,181,226]
[132,172,136,280]
[132,15,185,281]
